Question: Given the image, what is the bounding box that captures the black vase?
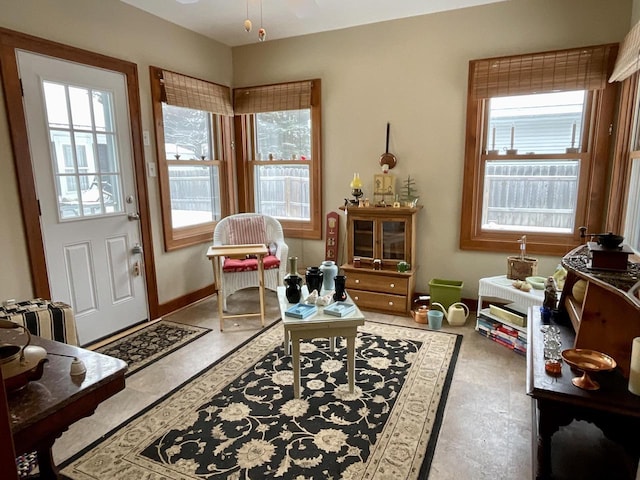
[333,275,347,302]
[284,275,302,303]
[305,267,324,293]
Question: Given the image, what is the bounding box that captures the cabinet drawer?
[349,289,407,314]
[346,271,409,295]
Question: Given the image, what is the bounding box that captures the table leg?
[347,334,356,393]
[292,334,301,398]
[258,255,265,328]
[329,336,336,352]
[284,326,290,355]
[213,257,224,331]
[36,442,60,479]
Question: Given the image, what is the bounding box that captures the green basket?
[429,278,464,310]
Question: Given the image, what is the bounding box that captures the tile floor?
[52,289,636,479]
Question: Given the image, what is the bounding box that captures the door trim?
[0,27,158,320]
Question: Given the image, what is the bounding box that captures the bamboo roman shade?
[610,20,640,82]
[472,44,617,99]
[161,70,233,116]
[234,80,313,114]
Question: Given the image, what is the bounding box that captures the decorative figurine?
[543,276,557,310]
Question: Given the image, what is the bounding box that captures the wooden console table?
[526,307,640,479]
[5,332,126,479]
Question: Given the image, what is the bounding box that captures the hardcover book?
[285,303,318,319]
[323,301,356,317]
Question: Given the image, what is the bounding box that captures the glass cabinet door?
[381,220,406,261]
[352,219,374,259]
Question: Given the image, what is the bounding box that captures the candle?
[629,337,640,395]
[510,126,515,149]
[491,127,496,150]
[571,122,576,148]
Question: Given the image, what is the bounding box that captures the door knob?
[132,243,143,255]
[127,212,140,221]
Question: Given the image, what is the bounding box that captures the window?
[460,45,618,255]
[608,19,640,255]
[234,80,322,239]
[43,81,123,220]
[609,72,640,254]
[150,67,234,250]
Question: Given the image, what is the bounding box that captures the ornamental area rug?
[93,320,211,377]
[61,321,462,480]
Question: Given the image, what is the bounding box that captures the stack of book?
[476,304,527,355]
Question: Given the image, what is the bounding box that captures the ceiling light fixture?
[258,0,267,42]
[243,0,252,32]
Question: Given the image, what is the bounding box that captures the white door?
[17,50,148,345]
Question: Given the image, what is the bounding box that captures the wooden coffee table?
[4,331,127,479]
[277,286,365,398]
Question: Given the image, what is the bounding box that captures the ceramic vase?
[319,260,338,292]
[305,267,323,293]
[285,256,298,280]
[284,275,302,303]
[333,275,347,302]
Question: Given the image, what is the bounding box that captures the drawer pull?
[354,296,359,301]
[355,279,360,284]
[389,283,395,288]
[388,301,394,306]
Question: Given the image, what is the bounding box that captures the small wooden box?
[507,256,538,281]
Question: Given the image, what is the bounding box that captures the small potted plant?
[401,175,419,207]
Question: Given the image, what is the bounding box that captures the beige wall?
[0,0,633,307]
[233,0,632,299]
[0,0,232,305]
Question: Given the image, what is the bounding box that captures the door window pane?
[382,221,406,260]
[69,86,93,130]
[482,160,579,233]
[353,220,374,259]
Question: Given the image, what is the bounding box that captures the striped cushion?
[0,299,79,346]
[223,255,280,273]
[227,216,267,245]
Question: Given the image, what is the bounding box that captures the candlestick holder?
[565,147,579,153]
[487,150,500,155]
[506,149,518,155]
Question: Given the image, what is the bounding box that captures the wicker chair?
[213,213,288,310]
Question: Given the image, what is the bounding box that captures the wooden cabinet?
[558,244,640,377]
[340,206,421,314]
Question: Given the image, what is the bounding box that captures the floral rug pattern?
[61,322,461,480]
[94,320,210,376]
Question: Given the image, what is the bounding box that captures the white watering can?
[431,302,469,326]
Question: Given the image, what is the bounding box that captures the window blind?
[234,80,313,114]
[610,20,640,82]
[161,70,233,116]
[472,44,617,99]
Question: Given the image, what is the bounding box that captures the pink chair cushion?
[227,216,267,245]
[223,255,281,273]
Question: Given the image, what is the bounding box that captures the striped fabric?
[0,299,79,346]
[227,215,268,245]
